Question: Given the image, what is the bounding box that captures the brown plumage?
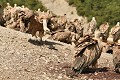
[88,17,97,35]
[65,21,76,33]
[72,30,105,73]
[47,16,59,31]
[106,43,120,73]
[99,22,109,41]
[108,23,120,42]
[73,19,84,37]
[72,37,101,73]
[50,30,72,44]
[82,17,97,36]
[106,20,120,72]
[112,45,120,73]
[57,14,67,30]
[50,30,80,44]
[26,14,44,41]
[112,28,120,42]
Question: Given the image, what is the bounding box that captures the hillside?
[67,0,120,26]
[39,0,79,20]
[0,26,120,79]
[0,26,74,80]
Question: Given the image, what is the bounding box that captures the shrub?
[68,0,120,27]
[0,0,47,11]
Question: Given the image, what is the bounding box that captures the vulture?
[99,22,109,42]
[105,42,120,73]
[72,30,106,73]
[83,17,97,36]
[88,17,97,35]
[107,22,120,42]
[112,43,120,73]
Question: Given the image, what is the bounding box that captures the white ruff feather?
[43,19,50,32]
[107,37,113,43]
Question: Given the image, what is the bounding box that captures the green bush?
[68,0,120,27]
[0,0,47,11]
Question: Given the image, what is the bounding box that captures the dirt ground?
[0,26,120,80]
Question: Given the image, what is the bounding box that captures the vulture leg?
[38,31,44,42]
[31,29,37,41]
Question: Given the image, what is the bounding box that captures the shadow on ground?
[28,39,64,50]
[54,62,120,79]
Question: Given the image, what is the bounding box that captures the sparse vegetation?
[68,0,120,27]
[0,0,47,11]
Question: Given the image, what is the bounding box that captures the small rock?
[81,76,88,79]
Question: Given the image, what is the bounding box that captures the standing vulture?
[83,17,97,36]
[107,22,120,42]
[99,22,109,42]
[88,17,97,35]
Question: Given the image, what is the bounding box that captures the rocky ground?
[0,26,120,80]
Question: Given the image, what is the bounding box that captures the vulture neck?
[94,30,105,48]
[107,35,114,43]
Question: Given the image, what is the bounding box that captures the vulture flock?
[0,3,120,74]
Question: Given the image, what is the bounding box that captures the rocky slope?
[0,26,74,80]
[0,26,120,80]
[39,0,79,20]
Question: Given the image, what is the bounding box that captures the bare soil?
[0,26,120,80]
[39,0,79,20]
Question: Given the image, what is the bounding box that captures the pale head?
[14,4,17,7]
[21,5,24,8]
[37,8,40,11]
[106,22,109,25]
[116,22,120,26]
[7,3,10,6]
[117,39,120,45]
[92,17,96,21]
[47,10,50,14]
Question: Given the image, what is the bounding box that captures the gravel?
[0,26,120,80]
